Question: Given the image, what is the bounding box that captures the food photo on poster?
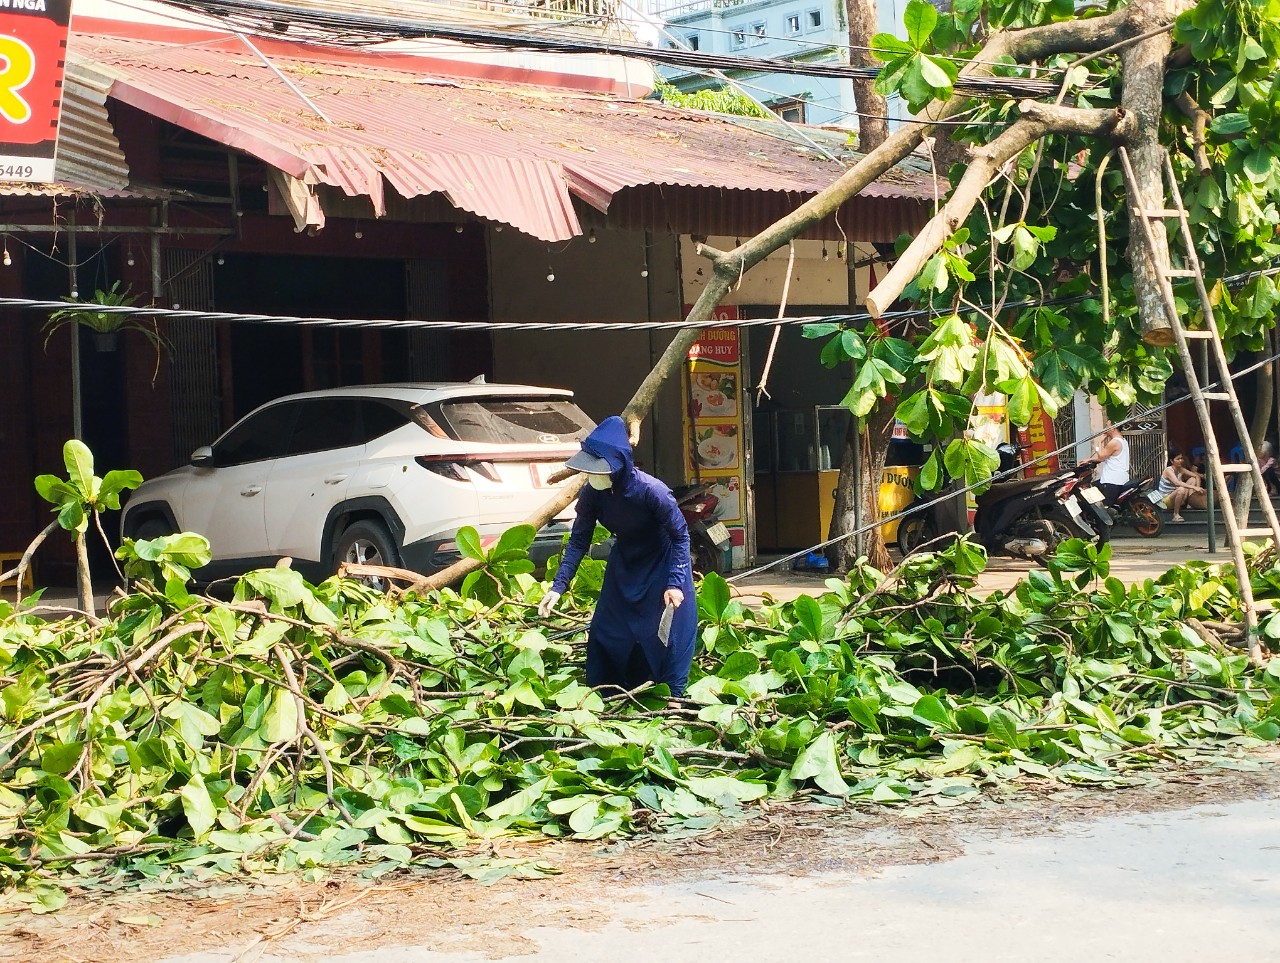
[690,372,738,419]
[692,424,739,471]
[706,476,741,521]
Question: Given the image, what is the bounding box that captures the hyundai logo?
[539,433,560,443]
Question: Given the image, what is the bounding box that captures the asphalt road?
[162,794,1280,963]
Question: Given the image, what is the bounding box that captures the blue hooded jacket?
[552,416,697,694]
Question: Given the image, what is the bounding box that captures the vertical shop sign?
[0,0,72,182]
[682,307,746,564]
[1016,393,1059,476]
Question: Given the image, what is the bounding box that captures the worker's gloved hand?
[538,590,562,618]
[663,588,684,609]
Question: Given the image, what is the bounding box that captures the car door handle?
[241,485,263,497]
[323,474,348,485]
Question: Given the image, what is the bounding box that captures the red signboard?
[688,326,740,364]
[0,0,71,182]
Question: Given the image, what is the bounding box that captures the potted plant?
[42,282,167,361]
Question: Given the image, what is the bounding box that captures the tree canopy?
[803,0,1280,491]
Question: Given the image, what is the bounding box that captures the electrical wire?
[152,0,1059,98]
[5,258,1280,332]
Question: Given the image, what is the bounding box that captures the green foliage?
[2,534,1279,911]
[654,81,769,118]
[34,439,142,535]
[835,0,1280,491]
[116,531,212,586]
[42,282,166,356]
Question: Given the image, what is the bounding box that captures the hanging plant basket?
[42,282,169,376]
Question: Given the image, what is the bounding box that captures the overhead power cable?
[155,0,1058,99]
[4,258,1280,331]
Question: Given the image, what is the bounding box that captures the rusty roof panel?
[71,32,938,242]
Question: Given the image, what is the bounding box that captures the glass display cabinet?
[753,406,850,550]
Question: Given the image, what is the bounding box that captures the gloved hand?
[538,590,562,618]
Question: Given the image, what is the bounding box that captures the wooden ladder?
[1118,146,1280,663]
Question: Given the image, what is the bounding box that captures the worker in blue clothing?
[537,416,697,696]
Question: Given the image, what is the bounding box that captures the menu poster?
[682,311,746,565]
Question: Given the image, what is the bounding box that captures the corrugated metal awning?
[69,31,938,243]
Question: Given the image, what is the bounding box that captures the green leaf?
[492,525,535,560]
[180,774,217,840]
[1209,112,1250,135]
[792,594,824,642]
[911,695,954,730]
[63,439,96,498]
[262,688,299,743]
[802,321,842,339]
[918,54,953,91]
[41,741,84,776]
[698,572,731,620]
[455,526,485,561]
[791,731,848,796]
[903,0,938,48]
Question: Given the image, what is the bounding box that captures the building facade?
[647,0,909,129]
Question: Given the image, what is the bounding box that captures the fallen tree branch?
[867,102,1137,316]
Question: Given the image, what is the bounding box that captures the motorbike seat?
[984,475,1060,498]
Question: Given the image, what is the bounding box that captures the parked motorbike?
[971,443,1112,563]
[674,483,732,575]
[1102,476,1163,537]
[898,444,1111,561]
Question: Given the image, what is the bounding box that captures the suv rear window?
[431,398,594,445]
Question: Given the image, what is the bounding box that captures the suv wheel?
[134,517,175,541]
[335,520,401,586]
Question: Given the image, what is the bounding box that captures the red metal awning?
[71,32,936,242]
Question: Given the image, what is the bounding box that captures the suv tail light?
[414,455,500,483]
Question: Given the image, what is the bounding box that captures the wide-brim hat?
[566,449,612,475]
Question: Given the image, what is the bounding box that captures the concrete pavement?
[729,534,1218,604]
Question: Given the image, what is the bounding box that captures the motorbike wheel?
[895,514,936,556]
[1027,509,1094,568]
[1128,501,1163,537]
[693,539,728,577]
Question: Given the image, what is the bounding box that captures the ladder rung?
[1237,528,1277,539]
[1220,464,1253,474]
[1181,329,1214,339]
[1143,207,1187,218]
[1201,392,1231,401]
[1165,268,1198,277]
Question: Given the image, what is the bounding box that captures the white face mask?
[586,473,613,490]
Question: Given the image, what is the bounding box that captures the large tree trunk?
[828,401,896,571]
[831,0,892,571]
[845,0,889,151]
[1121,0,1186,346]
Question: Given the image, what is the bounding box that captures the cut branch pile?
[1,537,1278,913]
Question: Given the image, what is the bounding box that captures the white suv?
[121,383,596,581]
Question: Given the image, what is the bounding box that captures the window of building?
[686,32,700,50]
[731,28,746,48]
[785,13,801,35]
[806,8,822,29]
[750,21,767,44]
[769,98,807,124]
